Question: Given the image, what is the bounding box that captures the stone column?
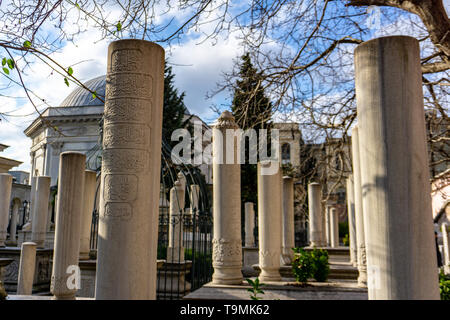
[355,36,440,299]
[79,170,97,260]
[442,223,450,275]
[167,181,185,263]
[346,175,357,267]
[211,111,243,285]
[307,182,323,247]
[325,205,331,247]
[95,40,164,300]
[351,126,367,287]
[244,202,255,247]
[51,151,85,300]
[281,176,295,265]
[329,207,339,248]
[257,160,282,282]
[9,201,20,244]
[190,184,200,215]
[17,242,37,295]
[0,173,12,247]
[31,176,51,248]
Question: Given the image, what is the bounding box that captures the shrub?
[310,249,330,282]
[292,248,313,284]
[342,234,349,246]
[440,269,450,300]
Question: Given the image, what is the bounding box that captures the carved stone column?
[281,176,295,265]
[79,170,97,260]
[244,202,255,247]
[211,111,243,285]
[167,181,185,263]
[31,176,51,248]
[355,36,439,299]
[307,182,323,248]
[257,160,282,282]
[351,126,367,287]
[329,207,339,248]
[95,40,164,300]
[346,175,357,266]
[0,173,12,247]
[17,241,37,295]
[51,151,85,300]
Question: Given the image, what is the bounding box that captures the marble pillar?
[329,207,339,248]
[325,205,331,247]
[442,223,450,275]
[281,176,295,265]
[17,242,37,295]
[211,111,243,285]
[31,176,51,248]
[244,202,255,247]
[257,160,282,282]
[307,182,323,247]
[355,36,440,299]
[51,151,85,300]
[0,174,12,247]
[167,181,185,263]
[22,176,36,231]
[9,200,20,244]
[79,170,97,260]
[95,40,164,300]
[346,175,357,267]
[351,126,367,287]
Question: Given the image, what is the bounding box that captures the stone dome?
[59,75,106,107]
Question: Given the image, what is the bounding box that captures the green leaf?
[116,21,122,32]
[23,40,32,48]
[7,59,14,69]
[1,58,6,66]
[75,2,80,9]
[3,67,9,75]
[67,66,73,76]
[92,91,97,100]
[64,77,69,87]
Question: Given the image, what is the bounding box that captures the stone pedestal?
[0,174,12,247]
[355,36,440,299]
[17,242,37,295]
[441,223,449,275]
[244,202,255,247]
[31,176,51,248]
[211,111,243,285]
[167,181,185,263]
[308,182,323,247]
[157,261,192,299]
[281,176,294,265]
[51,151,86,300]
[346,176,357,267]
[257,161,282,282]
[79,170,97,260]
[329,207,339,248]
[242,247,259,277]
[95,40,165,300]
[351,126,367,287]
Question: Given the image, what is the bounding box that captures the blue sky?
[0,1,448,172]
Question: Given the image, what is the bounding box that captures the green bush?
[292,248,313,284]
[338,221,348,238]
[440,269,450,300]
[310,249,330,282]
[342,234,349,246]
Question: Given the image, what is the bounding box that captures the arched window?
[281,143,291,163]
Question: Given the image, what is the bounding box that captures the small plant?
[342,233,349,246]
[291,248,313,285]
[439,269,450,300]
[246,278,265,300]
[310,249,330,282]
